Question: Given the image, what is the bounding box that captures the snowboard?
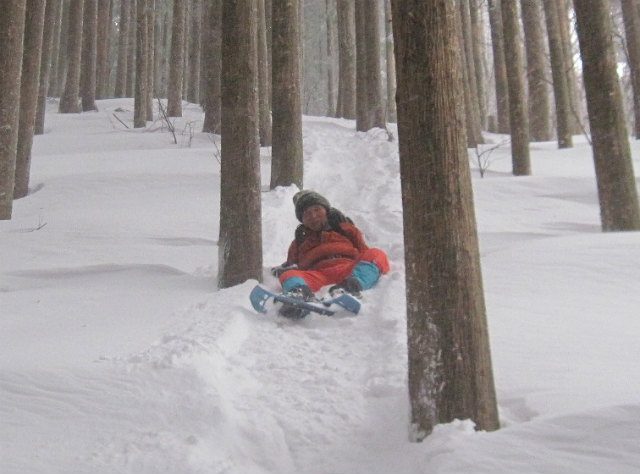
[249,285,361,318]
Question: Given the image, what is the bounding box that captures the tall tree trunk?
[383,0,396,122]
[15,0,47,199]
[80,0,98,111]
[187,0,201,103]
[469,0,487,129]
[355,0,368,130]
[364,0,385,129]
[0,0,26,220]
[133,0,148,127]
[271,0,303,189]
[167,0,186,116]
[501,0,531,175]
[218,0,262,288]
[391,0,499,439]
[573,0,640,231]
[326,0,336,117]
[145,0,154,120]
[54,0,71,97]
[96,0,112,98]
[202,0,222,134]
[59,0,84,113]
[336,0,356,119]
[521,0,552,141]
[459,0,484,145]
[125,0,136,97]
[556,0,582,134]
[36,0,61,135]
[48,0,64,96]
[621,0,640,139]
[257,0,272,146]
[487,0,510,133]
[542,0,573,148]
[114,0,129,97]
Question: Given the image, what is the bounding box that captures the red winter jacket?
[285,222,369,271]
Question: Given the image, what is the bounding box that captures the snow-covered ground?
[1,98,639,474]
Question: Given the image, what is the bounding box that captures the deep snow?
[1,98,639,474]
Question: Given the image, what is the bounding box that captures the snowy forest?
[2,1,640,473]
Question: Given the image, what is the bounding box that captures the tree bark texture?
[59,0,84,113]
[167,0,186,116]
[187,0,201,104]
[487,0,510,133]
[35,0,61,135]
[218,0,263,288]
[96,0,112,98]
[542,0,572,148]
[384,0,396,122]
[271,0,303,189]
[114,0,129,97]
[469,0,487,129]
[134,0,149,127]
[257,0,272,146]
[391,0,499,439]
[459,0,484,146]
[202,0,222,134]
[573,0,640,231]
[621,0,640,139]
[49,0,65,97]
[336,0,356,119]
[521,0,552,141]
[0,0,26,219]
[501,0,531,175]
[80,0,98,111]
[15,0,46,199]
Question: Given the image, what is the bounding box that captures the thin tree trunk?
[126,0,136,97]
[80,0,98,111]
[391,0,499,439]
[336,0,356,119]
[96,0,112,98]
[364,0,385,129]
[271,0,303,189]
[15,0,47,199]
[326,0,336,117]
[133,0,148,127]
[54,0,70,97]
[167,0,186,116]
[384,0,396,122]
[459,0,484,145]
[488,0,510,133]
[202,0,222,134]
[543,0,573,148]
[355,0,368,130]
[59,0,85,113]
[257,0,271,146]
[145,0,154,120]
[556,0,582,134]
[621,0,640,139]
[36,0,61,134]
[218,0,262,288]
[48,0,64,96]
[469,0,487,129]
[573,0,640,231]
[0,0,27,219]
[187,0,201,103]
[501,0,531,175]
[521,0,552,141]
[114,0,129,97]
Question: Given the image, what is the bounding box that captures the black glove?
[271,263,298,278]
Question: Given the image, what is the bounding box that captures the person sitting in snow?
[271,190,389,317]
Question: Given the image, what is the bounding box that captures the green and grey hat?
[293,190,331,221]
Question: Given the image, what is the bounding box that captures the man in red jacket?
[272,190,389,315]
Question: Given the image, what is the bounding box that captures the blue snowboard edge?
[249,285,361,317]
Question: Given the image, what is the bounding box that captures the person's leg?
[279,269,331,293]
[332,249,390,295]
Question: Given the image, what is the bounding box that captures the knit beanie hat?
[293,190,331,221]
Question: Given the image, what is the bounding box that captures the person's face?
[302,204,328,232]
